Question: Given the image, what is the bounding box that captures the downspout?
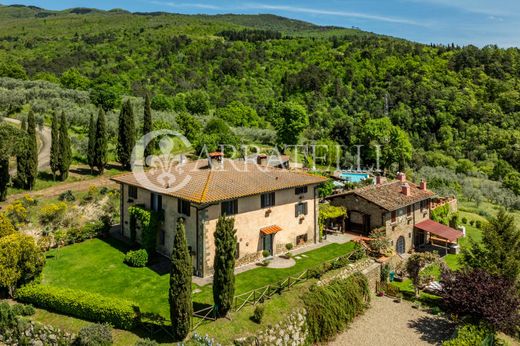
[120,184,124,236]
[314,185,319,243]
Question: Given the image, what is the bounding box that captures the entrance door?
[262,234,274,256]
[396,236,405,254]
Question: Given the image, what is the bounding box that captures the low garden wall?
[234,309,308,346]
[234,264,378,346]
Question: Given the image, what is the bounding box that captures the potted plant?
[376,291,385,297]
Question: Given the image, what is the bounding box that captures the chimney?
[256,154,268,166]
[208,152,224,169]
[376,175,383,185]
[397,172,406,182]
[420,179,427,191]
[401,183,411,196]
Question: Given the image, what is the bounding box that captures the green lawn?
[42,237,356,318]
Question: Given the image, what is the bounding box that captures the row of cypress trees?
[169,215,237,341]
[87,108,108,174]
[49,111,72,181]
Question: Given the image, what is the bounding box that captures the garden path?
[328,296,455,346]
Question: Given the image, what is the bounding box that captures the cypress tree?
[0,158,8,201]
[212,216,237,317]
[169,220,192,341]
[58,111,71,181]
[50,112,60,180]
[117,99,136,170]
[87,112,96,174]
[25,110,38,190]
[15,130,28,188]
[143,93,153,164]
[94,108,107,174]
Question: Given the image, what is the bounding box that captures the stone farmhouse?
[112,153,326,277]
[327,173,463,254]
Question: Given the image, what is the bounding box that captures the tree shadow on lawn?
[407,315,456,345]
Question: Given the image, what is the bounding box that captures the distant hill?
[0,3,519,189]
[0,3,368,37]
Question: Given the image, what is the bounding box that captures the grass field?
[42,237,356,318]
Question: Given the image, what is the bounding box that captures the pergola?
[414,219,464,254]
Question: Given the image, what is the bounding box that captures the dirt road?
[4,117,51,174]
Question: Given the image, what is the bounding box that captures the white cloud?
[242,4,426,26]
[150,1,426,26]
[151,1,221,10]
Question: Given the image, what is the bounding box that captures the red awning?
[260,225,282,235]
[415,219,463,242]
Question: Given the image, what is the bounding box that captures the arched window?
[396,236,405,254]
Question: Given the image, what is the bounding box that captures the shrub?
[469,220,475,226]
[58,190,76,202]
[303,273,370,342]
[0,212,16,238]
[251,304,264,324]
[475,220,482,229]
[285,243,293,251]
[135,339,159,346]
[380,264,390,282]
[77,323,113,346]
[16,285,140,329]
[461,217,468,224]
[124,249,148,267]
[262,250,270,258]
[38,202,67,226]
[11,303,35,316]
[4,201,29,225]
[99,187,110,195]
[442,324,498,346]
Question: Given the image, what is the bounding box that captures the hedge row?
[16,285,140,329]
[303,272,370,343]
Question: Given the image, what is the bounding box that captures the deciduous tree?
[441,268,520,334]
[275,102,308,150]
[0,233,45,297]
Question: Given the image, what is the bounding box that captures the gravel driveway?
[328,296,456,346]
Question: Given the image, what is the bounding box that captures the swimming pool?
[339,172,370,183]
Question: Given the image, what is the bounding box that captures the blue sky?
[3,0,520,47]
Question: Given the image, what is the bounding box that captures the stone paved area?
[328,296,456,346]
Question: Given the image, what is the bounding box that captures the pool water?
[339,172,370,183]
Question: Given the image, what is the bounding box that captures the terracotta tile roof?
[415,219,463,242]
[112,159,326,204]
[328,180,435,211]
[260,225,282,235]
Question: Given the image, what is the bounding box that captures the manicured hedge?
[16,285,140,329]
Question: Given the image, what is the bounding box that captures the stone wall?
[0,317,74,346]
[234,309,308,346]
[316,257,375,286]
